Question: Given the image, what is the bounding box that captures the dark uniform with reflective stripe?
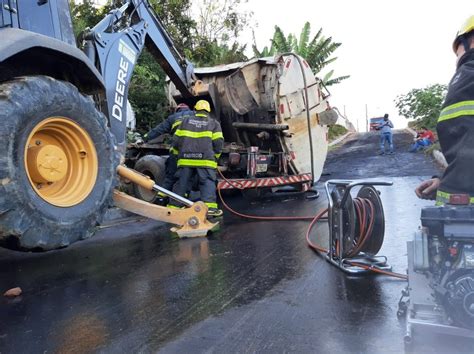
[144,109,193,192]
[436,49,474,205]
[170,111,224,210]
[145,109,194,142]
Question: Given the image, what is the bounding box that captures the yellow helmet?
[453,15,474,52]
[194,100,211,112]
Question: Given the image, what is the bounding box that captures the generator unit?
[400,205,474,342]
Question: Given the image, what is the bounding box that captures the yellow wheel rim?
[24,117,98,207]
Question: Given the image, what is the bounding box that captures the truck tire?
[132,155,166,203]
[0,76,118,250]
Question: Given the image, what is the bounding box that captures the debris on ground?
[3,287,22,297]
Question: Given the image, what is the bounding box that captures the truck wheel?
[132,155,166,203]
[0,76,118,250]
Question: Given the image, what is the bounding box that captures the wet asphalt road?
[1,130,473,353]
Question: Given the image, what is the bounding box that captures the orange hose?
[305,207,329,253]
[303,197,407,280]
[217,170,317,221]
[346,262,408,280]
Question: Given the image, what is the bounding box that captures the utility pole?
[365,104,369,132]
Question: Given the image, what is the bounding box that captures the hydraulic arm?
[115,165,218,238]
[82,0,203,149]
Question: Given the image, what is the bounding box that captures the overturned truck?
[127,54,337,201]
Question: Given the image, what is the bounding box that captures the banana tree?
[253,22,349,86]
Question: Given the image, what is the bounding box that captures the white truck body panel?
[169,54,333,183]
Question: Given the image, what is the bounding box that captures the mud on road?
[2,130,473,353]
[322,130,441,179]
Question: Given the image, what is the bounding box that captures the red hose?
[217,170,407,280]
[217,170,316,221]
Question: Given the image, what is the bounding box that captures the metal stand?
[324,179,393,275]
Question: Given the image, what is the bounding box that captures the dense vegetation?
[395,84,447,130]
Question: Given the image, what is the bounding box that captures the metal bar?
[338,208,344,267]
[232,122,289,131]
[326,179,392,209]
[117,165,193,206]
[152,184,193,207]
[327,179,393,187]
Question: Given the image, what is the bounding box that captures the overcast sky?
[240,0,472,131]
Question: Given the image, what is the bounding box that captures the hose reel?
[325,179,393,274]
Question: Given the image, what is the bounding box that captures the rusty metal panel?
[224,70,258,115]
[286,90,305,116]
[260,66,277,111]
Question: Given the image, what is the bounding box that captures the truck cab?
[369,117,384,131]
[0,0,76,45]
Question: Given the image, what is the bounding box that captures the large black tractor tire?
[0,76,118,250]
[132,155,166,203]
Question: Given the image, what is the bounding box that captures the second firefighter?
[170,100,224,217]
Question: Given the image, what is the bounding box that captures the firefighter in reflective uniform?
[416,15,474,204]
[170,100,224,217]
[144,103,193,204]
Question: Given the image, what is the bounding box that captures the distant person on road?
[416,15,474,204]
[376,113,394,155]
[409,126,436,152]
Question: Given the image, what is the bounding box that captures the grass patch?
[328,124,348,141]
[423,141,440,155]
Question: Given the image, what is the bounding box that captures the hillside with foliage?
[395,84,447,129]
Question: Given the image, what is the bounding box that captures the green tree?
[189,0,252,66]
[395,84,447,129]
[128,52,170,133]
[129,0,197,132]
[190,38,247,67]
[193,0,252,42]
[69,0,114,39]
[149,0,195,50]
[253,22,349,86]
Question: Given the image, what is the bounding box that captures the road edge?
[329,132,352,147]
[405,127,447,169]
